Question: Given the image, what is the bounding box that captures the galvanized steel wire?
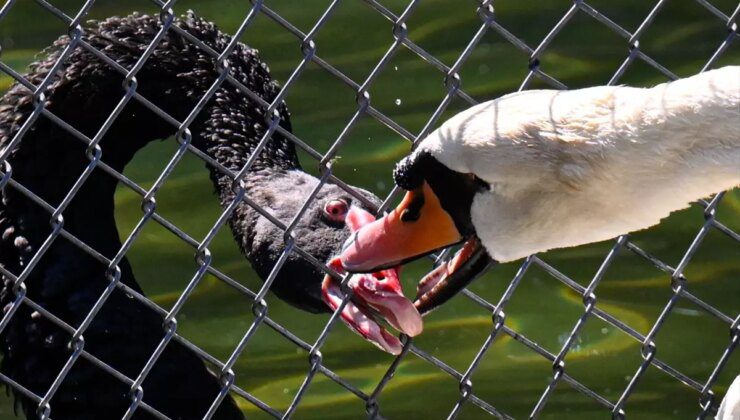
[0,0,738,418]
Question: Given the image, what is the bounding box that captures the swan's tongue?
[321,266,399,354]
[351,267,423,337]
[321,208,422,354]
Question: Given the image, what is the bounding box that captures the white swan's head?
[339,150,493,314]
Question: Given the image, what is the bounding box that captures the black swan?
[0,12,419,419]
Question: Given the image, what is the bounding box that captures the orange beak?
[339,182,463,272]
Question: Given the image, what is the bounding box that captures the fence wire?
[0,0,737,419]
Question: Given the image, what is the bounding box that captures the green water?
[0,0,738,418]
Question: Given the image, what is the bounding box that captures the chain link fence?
[0,0,737,418]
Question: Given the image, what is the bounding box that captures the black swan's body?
[0,13,391,419]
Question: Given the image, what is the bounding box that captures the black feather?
[0,12,379,419]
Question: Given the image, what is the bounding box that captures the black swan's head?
[239,170,372,311]
[235,170,422,354]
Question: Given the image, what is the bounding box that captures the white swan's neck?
[608,67,739,208]
[421,66,740,262]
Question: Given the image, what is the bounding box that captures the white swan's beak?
[414,237,494,314]
[339,182,462,272]
[338,183,493,315]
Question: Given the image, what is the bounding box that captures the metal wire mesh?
[0,0,737,418]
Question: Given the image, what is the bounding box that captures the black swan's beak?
[322,207,422,355]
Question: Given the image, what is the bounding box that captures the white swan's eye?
[324,199,348,223]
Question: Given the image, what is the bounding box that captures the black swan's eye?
[323,199,348,224]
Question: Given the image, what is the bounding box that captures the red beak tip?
[407,323,423,337]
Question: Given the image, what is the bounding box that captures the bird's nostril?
[324,199,349,223]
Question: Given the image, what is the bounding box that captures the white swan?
[717,375,740,420]
[339,66,740,313]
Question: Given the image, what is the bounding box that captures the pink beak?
[321,207,423,354]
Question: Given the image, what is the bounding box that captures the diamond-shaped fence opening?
[0,0,737,418]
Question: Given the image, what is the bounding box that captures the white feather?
[416,66,740,262]
[717,375,740,420]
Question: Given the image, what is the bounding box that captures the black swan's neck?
[0,13,296,418]
[1,13,295,262]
